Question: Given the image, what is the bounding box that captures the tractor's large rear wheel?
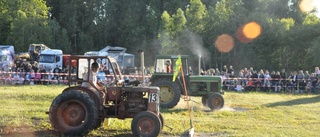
[131,111,162,137]
[49,90,98,136]
[207,93,224,111]
[152,79,181,108]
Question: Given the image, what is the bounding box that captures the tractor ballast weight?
[150,55,224,110]
[48,55,163,137]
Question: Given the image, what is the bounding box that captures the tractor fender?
[62,86,102,110]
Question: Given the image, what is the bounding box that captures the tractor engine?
[125,92,147,111]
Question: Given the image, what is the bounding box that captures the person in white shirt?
[82,62,105,92]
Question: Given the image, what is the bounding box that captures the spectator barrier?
[0,71,151,86]
[0,71,318,94]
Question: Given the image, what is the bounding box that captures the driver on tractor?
[81,62,106,97]
[165,60,172,73]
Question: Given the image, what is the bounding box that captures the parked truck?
[38,49,75,71]
[0,45,15,69]
[14,44,50,68]
[84,46,135,74]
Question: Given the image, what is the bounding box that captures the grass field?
[0,85,319,137]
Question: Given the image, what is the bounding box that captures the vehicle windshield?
[29,45,34,53]
[0,55,7,62]
[39,55,55,63]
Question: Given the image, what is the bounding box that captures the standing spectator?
[18,69,25,84]
[309,73,319,94]
[221,65,228,76]
[280,68,287,92]
[61,68,68,83]
[228,65,234,76]
[228,71,236,90]
[39,65,47,85]
[270,71,276,91]
[238,70,245,86]
[249,67,254,75]
[32,62,38,73]
[297,70,305,93]
[53,65,62,81]
[25,65,32,84]
[11,64,17,73]
[251,71,258,91]
[3,65,11,84]
[47,68,54,84]
[305,71,310,84]
[257,70,265,91]
[236,70,244,92]
[288,71,297,93]
[243,68,248,77]
[34,70,41,84]
[30,69,35,85]
[273,71,281,92]
[25,64,32,73]
[243,68,248,86]
[264,70,271,92]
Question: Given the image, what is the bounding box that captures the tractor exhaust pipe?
[139,50,145,83]
[198,55,201,75]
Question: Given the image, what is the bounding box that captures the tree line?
[0,0,320,72]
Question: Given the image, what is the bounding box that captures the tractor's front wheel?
[131,111,162,137]
[151,79,181,108]
[49,90,98,136]
[207,93,224,111]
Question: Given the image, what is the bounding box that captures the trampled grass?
[0,85,319,136]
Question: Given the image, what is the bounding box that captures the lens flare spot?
[243,22,261,39]
[299,0,316,13]
[236,25,252,44]
[215,34,234,53]
[236,22,262,43]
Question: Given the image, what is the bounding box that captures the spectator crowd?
[0,62,77,85]
[197,65,320,94]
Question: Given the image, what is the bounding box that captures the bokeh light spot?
[236,25,252,44]
[215,34,234,53]
[299,0,316,13]
[236,22,262,43]
[243,22,261,39]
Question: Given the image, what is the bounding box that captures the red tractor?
[48,55,163,137]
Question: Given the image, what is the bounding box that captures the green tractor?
[150,55,224,111]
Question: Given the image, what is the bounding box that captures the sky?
[313,0,320,17]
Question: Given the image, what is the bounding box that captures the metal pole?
[141,51,145,83]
